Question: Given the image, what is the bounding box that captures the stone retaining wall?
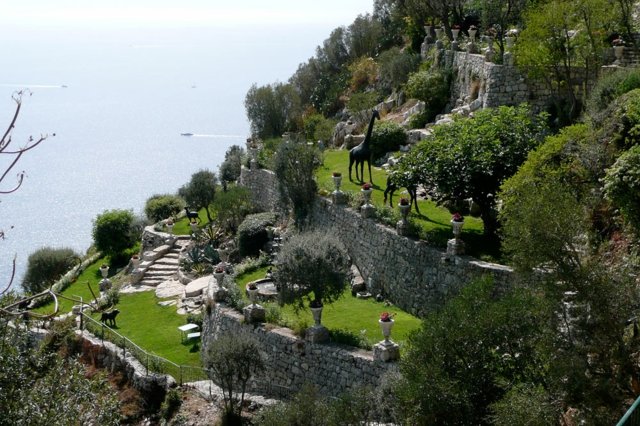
[240,167,515,316]
[202,303,397,398]
[239,166,279,212]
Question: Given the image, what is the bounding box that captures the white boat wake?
[181,133,243,138]
[0,83,66,89]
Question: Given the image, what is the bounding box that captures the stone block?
[243,304,266,323]
[305,325,329,343]
[373,341,400,362]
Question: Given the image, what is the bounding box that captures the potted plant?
[379,312,395,343]
[214,265,225,285]
[189,219,199,233]
[613,38,625,63]
[505,28,518,49]
[398,198,411,222]
[166,217,175,234]
[451,212,464,238]
[131,254,140,269]
[309,298,324,326]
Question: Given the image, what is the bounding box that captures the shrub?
[212,186,254,234]
[404,70,451,123]
[377,47,421,94]
[144,194,184,223]
[348,57,379,92]
[160,388,182,421]
[237,212,276,257]
[218,145,245,183]
[370,121,407,160]
[92,209,137,258]
[186,312,203,330]
[347,91,381,113]
[586,68,640,121]
[22,247,80,294]
[274,231,349,310]
[604,145,640,232]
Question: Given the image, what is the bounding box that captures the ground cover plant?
[236,266,420,347]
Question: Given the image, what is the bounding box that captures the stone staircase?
[124,238,190,292]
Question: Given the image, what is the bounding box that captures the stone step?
[147,264,178,272]
[144,270,176,279]
[139,278,167,287]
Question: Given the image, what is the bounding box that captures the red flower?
[399,198,409,206]
[452,212,464,222]
[380,312,394,322]
[362,183,372,190]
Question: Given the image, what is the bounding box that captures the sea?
[0,21,357,286]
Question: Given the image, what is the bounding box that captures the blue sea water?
[0,24,340,285]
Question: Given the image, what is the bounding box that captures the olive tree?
[92,209,137,258]
[218,145,245,184]
[22,247,80,294]
[144,193,184,223]
[178,169,217,224]
[202,332,264,422]
[274,231,349,310]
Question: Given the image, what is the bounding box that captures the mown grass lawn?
[87,291,201,366]
[317,149,501,261]
[33,257,110,315]
[172,208,211,235]
[236,267,422,347]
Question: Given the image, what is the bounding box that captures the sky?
[0,1,374,30]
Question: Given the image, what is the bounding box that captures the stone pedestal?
[451,41,459,51]
[243,304,265,323]
[332,190,347,205]
[213,287,228,302]
[504,51,514,66]
[396,220,410,236]
[99,278,112,292]
[361,204,375,219]
[447,238,465,255]
[306,325,329,343]
[373,340,400,362]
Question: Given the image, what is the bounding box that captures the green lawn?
[33,257,110,315]
[236,267,422,347]
[317,150,501,261]
[172,208,212,235]
[88,291,201,366]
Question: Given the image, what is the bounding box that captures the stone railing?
[202,303,398,399]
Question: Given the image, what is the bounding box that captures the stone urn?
[361,187,373,205]
[451,215,464,239]
[247,286,259,306]
[166,221,174,235]
[614,43,625,64]
[332,173,342,191]
[452,28,460,41]
[189,221,199,234]
[505,35,515,50]
[214,269,225,286]
[398,201,410,224]
[469,28,477,42]
[434,27,443,39]
[310,305,323,327]
[131,255,140,270]
[424,25,432,36]
[100,265,109,279]
[379,314,395,344]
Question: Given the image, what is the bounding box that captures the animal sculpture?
[349,109,380,183]
[100,309,120,327]
[383,171,421,215]
[184,207,199,222]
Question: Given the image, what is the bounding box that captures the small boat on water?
[181,133,194,136]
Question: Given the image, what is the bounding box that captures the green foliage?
[212,186,254,234]
[144,193,184,223]
[178,169,217,223]
[347,57,379,92]
[370,120,407,160]
[202,332,265,419]
[92,209,137,258]
[218,145,245,183]
[21,247,80,294]
[376,47,420,93]
[186,312,203,330]
[489,384,557,426]
[236,212,276,257]
[160,388,182,421]
[586,68,640,121]
[274,142,321,226]
[404,69,451,123]
[604,145,640,232]
[397,276,549,424]
[274,231,349,309]
[347,91,381,114]
[401,104,549,235]
[0,316,121,425]
[245,82,302,139]
[347,14,384,58]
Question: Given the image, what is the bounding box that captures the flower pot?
[332,175,342,191]
[166,222,174,235]
[247,288,259,306]
[189,222,199,233]
[379,319,394,343]
[424,25,432,35]
[100,265,109,279]
[361,188,373,205]
[131,256,140,269]
[310,306,323,327]
[434,28,442,39]
[614,45,625,63]
[452,29,460,41]
[505,36,515,49]
[451,220,464,239]
[214,270,225,286]
[469,29,477,42]
[399,204,410,223]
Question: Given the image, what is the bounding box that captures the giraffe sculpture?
[349,109,380,183]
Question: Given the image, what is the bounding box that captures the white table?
[178,323,198,341]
